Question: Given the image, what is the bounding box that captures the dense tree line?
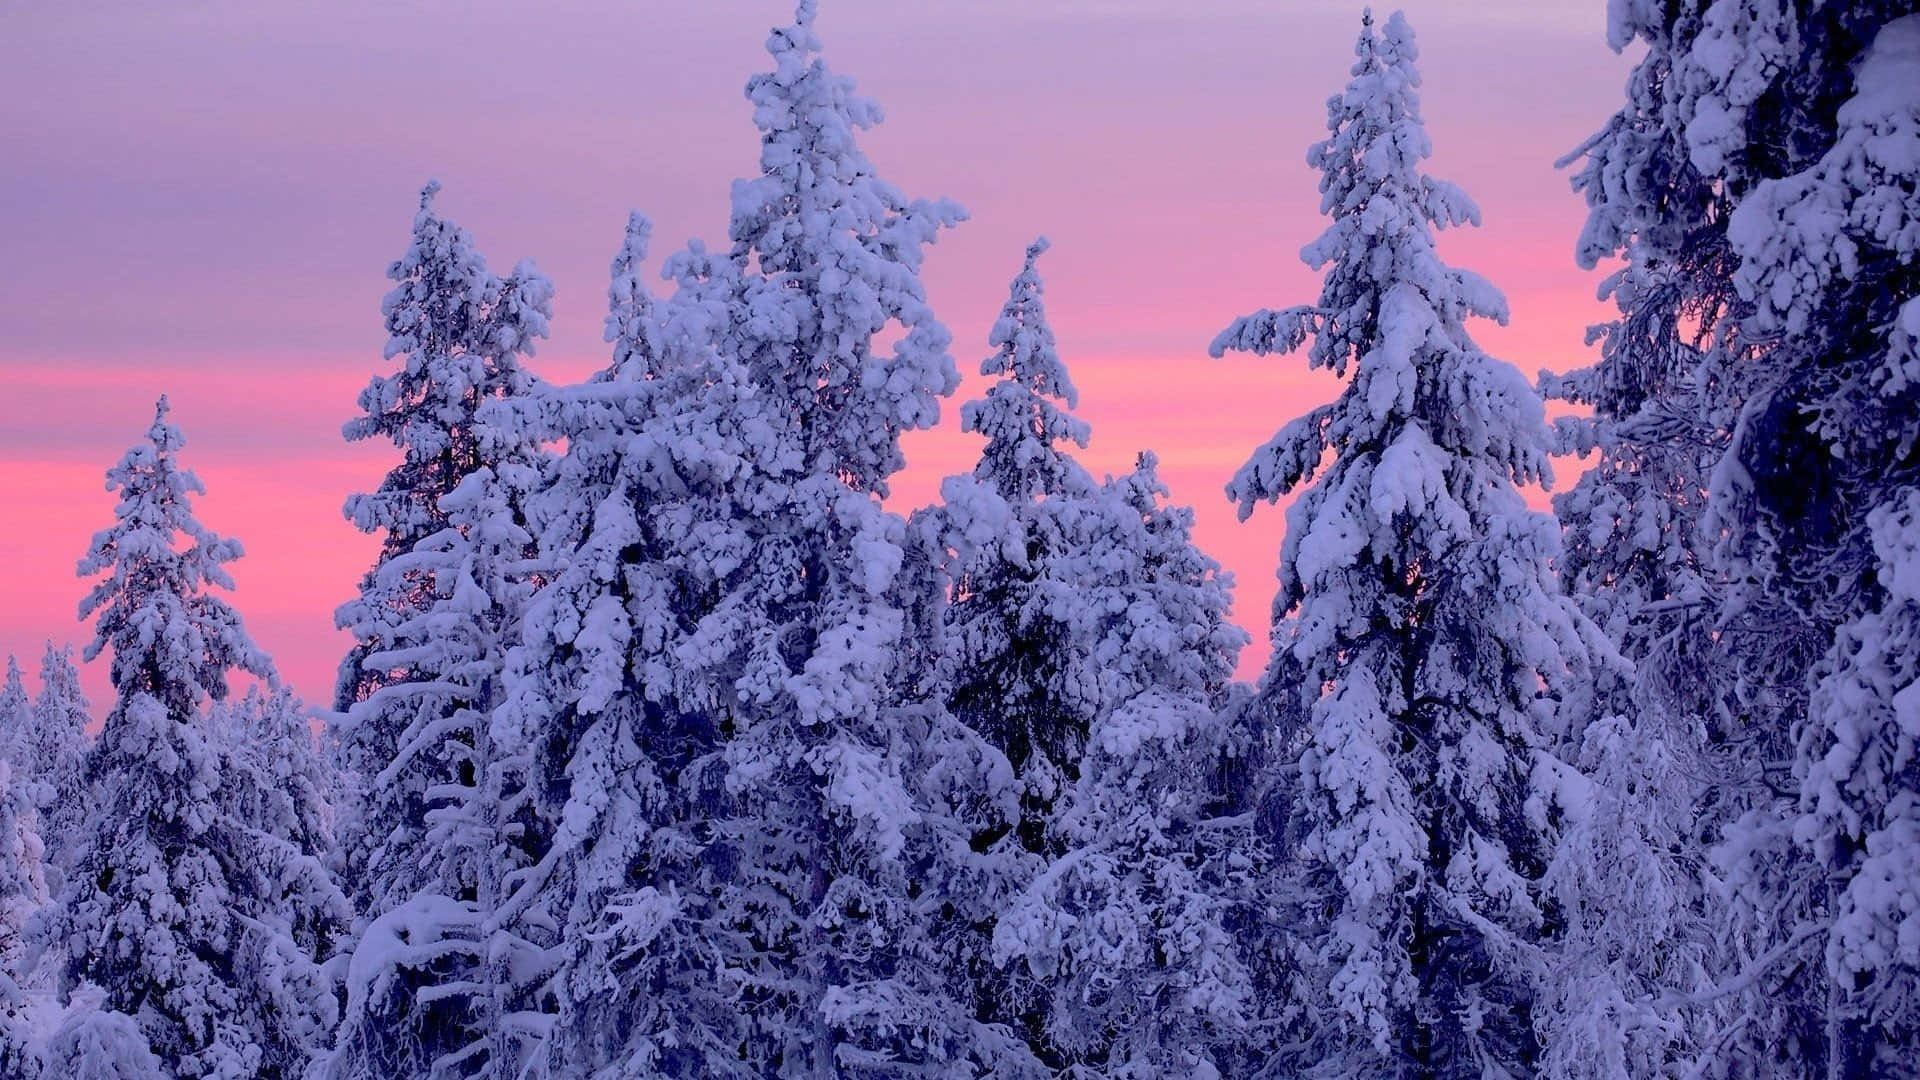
[1,3,1915,1076]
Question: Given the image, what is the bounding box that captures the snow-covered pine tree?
[0,659,47,987]
[1532,5,1771,1069]
[0,755,41,1078]
[224,686,338,876]
[509,218,764,1078]
[1535,710,1721,1079]
[1794,487,1920,1066]
[992,453,1257,1076]
[326,456,550,1079]
[0,659,27,770]
[0,788,43,1080]
[0,756,47,988]
[723,1,963,496]
[27,644,93,878]
[1558,5,1919,1071]
[42,397,334,1077]
[0,968,38,1080]
[332,180,553,912]
[616,4,1020,1071]
[957,238,1091,509]
[1538,3,1905,1070]
[947,238,1097,849]
[1209,13,1603,1076]
[214,685,351,1076]
[1709,11,1920,1068]
[931,239,1103,1064]
[0,668,42,1072]
[1545,21,1747,767]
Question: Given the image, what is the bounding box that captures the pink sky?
[0,1,1631,710]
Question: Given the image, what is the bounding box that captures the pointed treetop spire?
[981,236,1070,398]
[1353,7,1376,66]
[144,394,183,455]
[419,178,442,210]
[79,398,270,711]
[340,178,551,549]
[730,0,965,493]
[962,236,1091,502]
[605,210,660,380]
[1381,9,1418,64]
[1210,8,1493,399]
[769,0,823,59]
[616,210,651,268]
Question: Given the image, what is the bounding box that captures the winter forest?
[0,1,1916,1076]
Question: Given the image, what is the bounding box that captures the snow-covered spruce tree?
[939,242,1260,1071]
[1533,6,1767,1070]
[42,397,337,1077]
[0,757,42,1078]
[702,7,1006,1069]
[1538,4,1902,1071]
[0,970,38,1080]
[1209,13,1603,1076]
[933,239,1104,1064]
[1550,0,1903,732]
[1545,14,1748,776]
[224,687,338,880]
[991,453,1256,1076]
[0,658,27,770]
[25,644,91,878]
[213,685,351,1074]
[0,743,36,1077]
[0,659,46,988]
[1709,11,1920,1068]
[1536,711,1721,1079]
[1790,488,1920,1069]
[326,457,550,1080]
[0,676,43,1068]
[946,237,1097,850]
[506,218,768,1078]
[0,756,47,987]
[956,238,1090,510]
[1558,5,1920,1071]
[332,180,553,910]
[543,4,1029,1072]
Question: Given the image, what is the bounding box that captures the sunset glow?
[1,0,1629,706]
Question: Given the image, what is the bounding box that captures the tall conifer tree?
[0,660,27,771]
[326,462,549,1080]
[1558,5,1919,1071]
[332,182,553,911]
[992,454,1256,1075]
[1715,11,1920,1066]
[946,238,1098,857]
[511,216,763,1078]
[44,399,336,1078]
[27,644,92,880]
[1211,14,1603,1075]
[632,4,1009,1070]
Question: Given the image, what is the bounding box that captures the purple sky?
[1,1,1633,710]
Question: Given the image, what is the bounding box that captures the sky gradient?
[1,1,1633,710]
